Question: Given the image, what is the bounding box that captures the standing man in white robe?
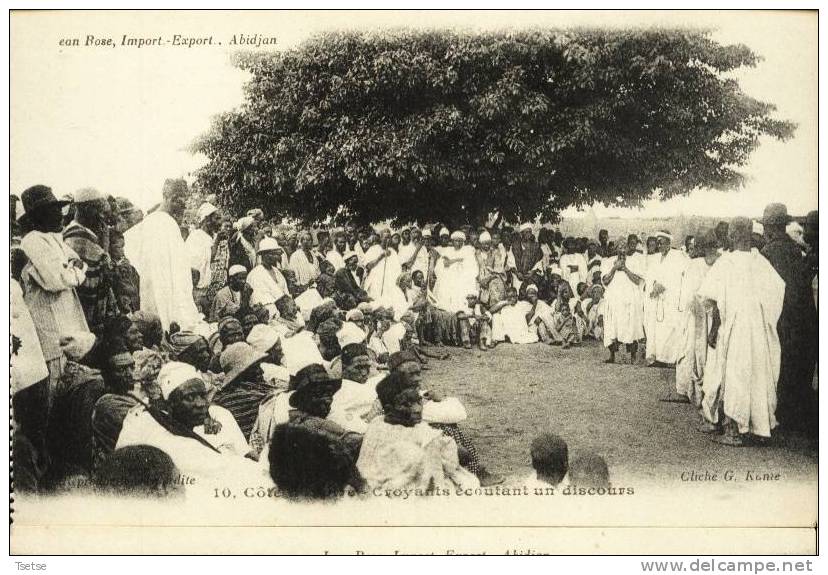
[434,231,479,314]
[185,202,221,314]
[125,179,205,333]
[600,238,645,364]
[697,218,784,446]
[363,228,401,300]
[643,231,688,365]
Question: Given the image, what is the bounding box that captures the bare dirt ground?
[423,339,818,485]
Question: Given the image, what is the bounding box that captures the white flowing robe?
[356,419,479,491]
[492,300,539,344]
[328,378,380,434]
[125,211,202,331]
[433,245,478,314]
[697,249,784,437]
[326,249,347,272]
[363,245,402,300]
[184,228,214,289]
[115,405,270,488]
[559,252,588,293]
[644,249,688,363]
[247,264,289,319]
[675,258,715,403]
[601,254,645,347]
[11,279,49,394]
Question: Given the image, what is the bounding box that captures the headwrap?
[422,228,433,238]
[133,349,164,384]
[196,202,218,223]
[341,343,369,365]
[246,323,281,354]
[164,331,204,360]
[246,208,264,219]
[450,231,466,241]
[74,187,104,203]
[343,250,359,262]
[218,317,243,340]
[345,309,364,322]
[235,216,255,232]
[228,264,247,277]
[653,230,673,241]
[337,321,367,348]
[525,284,539,294]
[376,372,412,410]
[519,223,533,233]
[478,231,492,243]
[439,228,450,237]
[158,361,202,400]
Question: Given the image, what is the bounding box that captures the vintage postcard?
[8,9,818,556]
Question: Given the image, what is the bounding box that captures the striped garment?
[63,222,119,333]
[212,379,276,440]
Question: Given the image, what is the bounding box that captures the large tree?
[194,29,795,227]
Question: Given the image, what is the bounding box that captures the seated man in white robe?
[247,238,289,319]
[327,343,382,434]
[124,179,206,334]
[489,287,539,344]
[116,362,270,488]
[643,231,689,365]
[356,371,479,492]
[696,218,785,446]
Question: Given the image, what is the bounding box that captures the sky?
[10,10,817,220]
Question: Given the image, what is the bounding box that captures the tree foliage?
[193,28,795,227]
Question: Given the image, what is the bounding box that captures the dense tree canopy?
[193,29,795,227]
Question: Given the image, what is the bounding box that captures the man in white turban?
[116,362,269,487]
[433,231,479,314]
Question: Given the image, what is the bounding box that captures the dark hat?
[20,185,69,219]
[288,363,341,407]
[387,350,419,371]
[805,210,818,229]
[762,203,791,226]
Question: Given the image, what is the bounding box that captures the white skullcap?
[158,361,202,400]
[422,228,433,238]
[439,228,450,236]
[258,237,282,253]
[654,231,673,241]
[246,323,281,353]
[235,216,255,232]
[478,231,492,243]
[519,223,533,232]
[336,322,367,348]
[74,188,105,203]
[450,231,466,241]
[228,264,247,277]
[196,202,218,223]
[345,309,364,322]
[525,284,539,294]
